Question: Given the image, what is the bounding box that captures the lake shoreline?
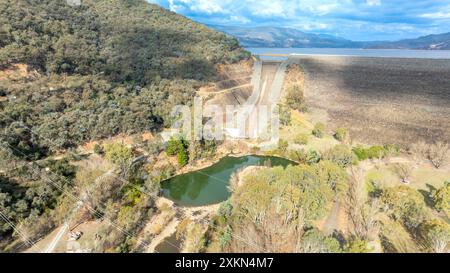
[162,154,296,207]
[247,47,450,59]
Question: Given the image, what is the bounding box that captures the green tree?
[381,186,428,229]
[313,161,348,194]
[344,239,371,253]
[431,181,450,215]
[301,229,341,253]
[323,145,355,168]
[419,219,450,253]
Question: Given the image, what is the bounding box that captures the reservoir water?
[247,48,450,59]
[162,155,295,207]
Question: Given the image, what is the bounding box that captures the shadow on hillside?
[103,25,218,85]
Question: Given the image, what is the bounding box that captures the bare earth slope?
[295,56,450,146]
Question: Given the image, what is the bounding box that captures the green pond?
[162,155,295,207]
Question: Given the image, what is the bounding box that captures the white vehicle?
[68,231,83,241]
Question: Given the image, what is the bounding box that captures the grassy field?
[365,163,450,192]
[294,56,450,147]
[279,110,339,153]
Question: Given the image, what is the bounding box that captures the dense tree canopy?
[0,0,249,156]
[0,0,249,250]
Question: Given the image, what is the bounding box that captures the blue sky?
[148,0,450,41]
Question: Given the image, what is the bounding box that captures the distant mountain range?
[368,33,450,50]
[212,25,450,50]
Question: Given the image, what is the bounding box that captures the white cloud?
[229,15,251,24]
[421,11,450,19]
[190,0,224,14]
[153,0,450,40]
[250,1,290,17]
[366,0,381,7]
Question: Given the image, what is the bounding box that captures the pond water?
[161,155,295,207]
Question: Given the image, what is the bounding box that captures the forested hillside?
[0,0,248,154]
[0,0,248,249]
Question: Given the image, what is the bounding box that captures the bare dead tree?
[347,167,381,241]
[428,142,449,169]
[428,232,449,254]
[391,163,413,184]
[410,141,428,162]
[227,171,240,193]
[229,207,304,253]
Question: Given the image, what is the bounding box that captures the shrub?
[166,137,179,156]
[165,137,189,167]
[177,146,189,167]
[278,139,289,153]
[312,123,325,138]
[145,140,164,156]
[383,144,401,157]
[353,145,387,161]
[294,134,309,145]
[94,144,104,155]
[334,128,348,142]
[306,150,321,165]
[278,104,291,126]
[285,84,307,112]
[219,225,233,249]
[105,143,133,167]
[323,145,355,168]
[288,149,308,163]
[218,199,233,219]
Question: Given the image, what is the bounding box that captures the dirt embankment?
[294,56,450,147]
[201,59,254,106]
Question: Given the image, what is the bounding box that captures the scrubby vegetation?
[0,0,247,251]
[312,122,325,138]
[1,1,448,254]
[352,144,399,161]
[209,165,334,252]
[0,0,249,156]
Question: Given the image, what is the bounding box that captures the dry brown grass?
[296,56,450,147]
